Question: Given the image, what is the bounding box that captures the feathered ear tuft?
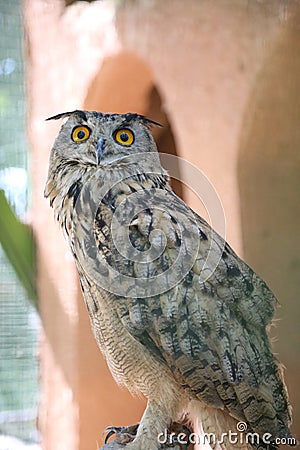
[124,113,162,128]
[46,110,88,122]
[142,116,163,128]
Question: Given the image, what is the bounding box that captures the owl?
[44,110,294,450]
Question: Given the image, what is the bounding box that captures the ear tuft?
[124,113,163,128]
[46,110,88,122]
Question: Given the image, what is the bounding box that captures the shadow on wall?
[237,13,300,439]
[84,51,183,198]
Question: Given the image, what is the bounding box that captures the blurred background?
[0,1,39,449]
[0,0,299,449]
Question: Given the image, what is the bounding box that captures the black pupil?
[77,130,86,139]
[120,132,129,142]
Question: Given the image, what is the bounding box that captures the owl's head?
[46,110,161,168]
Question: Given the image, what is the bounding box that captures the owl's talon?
[164,423,191,449]
[103,424,139,445]
[103,427,118,444]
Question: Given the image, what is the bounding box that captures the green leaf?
[0,189,38,309]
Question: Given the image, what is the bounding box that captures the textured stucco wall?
[24,0,300,448]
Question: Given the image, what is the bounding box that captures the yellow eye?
[71,125,91,142]
[114,128,134,146]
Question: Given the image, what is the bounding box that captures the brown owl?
[44,110,294,450]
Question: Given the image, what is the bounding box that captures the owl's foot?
[103,424,139,445]
[102,422,191,449]
[162,423,191,449]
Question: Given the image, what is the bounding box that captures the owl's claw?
[103,424,139,445]
[164,423,191,449]
[103,427,118,444]
[102,422,191,449]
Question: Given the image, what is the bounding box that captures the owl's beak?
[96,137,105,165]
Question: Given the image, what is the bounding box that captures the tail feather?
[189,400,248,450]
[188,400,296,450]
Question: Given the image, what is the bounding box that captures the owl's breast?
[79,269,175,397]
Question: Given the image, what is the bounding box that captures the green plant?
[0,189,37,309]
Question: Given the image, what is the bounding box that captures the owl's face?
[47,110,160,168]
